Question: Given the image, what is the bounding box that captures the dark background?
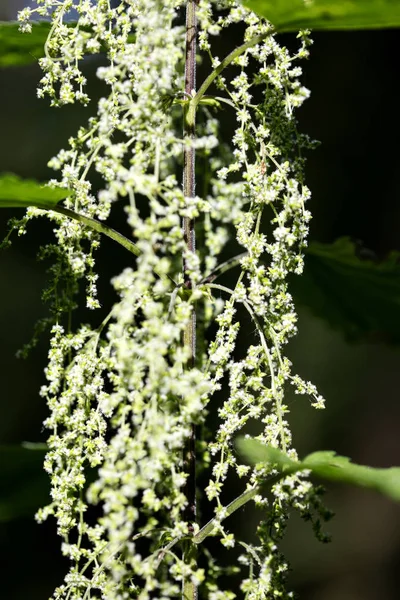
[1,2,400,599]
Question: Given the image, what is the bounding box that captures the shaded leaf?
[0,173,70,208]
[0,444,48,522]
[292,237,400,342]
[0,444,100,522]
[237,438,400,502]
[0,21,51,67]
[242,0,400,32]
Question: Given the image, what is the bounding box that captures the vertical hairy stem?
[182,1,198,599]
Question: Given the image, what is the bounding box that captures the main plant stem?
[182,1,198,599]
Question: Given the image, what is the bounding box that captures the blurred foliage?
[0,21,50,66]
[291,237,400,342]
[1,1,399,70]
[0,20,135,68]
[0,444,48,522]
[237,438,400,501]
[243,0,400,31]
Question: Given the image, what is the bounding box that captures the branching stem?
[186,30,272,125]
[193,469,289,545]
[35,203,177,285]
[205,282,287,452]
[200,252,248,284]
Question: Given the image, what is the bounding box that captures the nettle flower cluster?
[17,0,328,598]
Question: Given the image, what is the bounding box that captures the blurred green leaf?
[235,438,297,472]
[0,21,51,67]
[0,173,70,208]
[0,445,101,522]
[21,442,49,451]
[292,237,400,342]
[0,444,48,522]
[237,438,400,502]
[0,173,146,263]
[242,0,400,32]
[0,22,136,68]
[303,451,400,500]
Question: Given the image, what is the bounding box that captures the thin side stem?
[152,469,300,553]
[200,252,248,284]
[182,1,198,599]
[205,283,287,452]
[193,471,288,545]
[194,485,259,544]
[186,30,272,125]
[37,204,177,285]
[51,205,141,256]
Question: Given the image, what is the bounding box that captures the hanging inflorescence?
[17,1,328,598]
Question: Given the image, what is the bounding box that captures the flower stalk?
[13,2,329,598]
[182,1,199,599]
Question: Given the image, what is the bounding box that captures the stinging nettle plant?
[2,0,400,599]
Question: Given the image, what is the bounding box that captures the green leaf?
[292,237,400,342]
[0,21,51,67]
[0,173,70,208]
[0,22,136,68]
[303,451,400,500]
[242,0,400,32]
[0,444,48,522]
[0,173,177,281]
[0,172,143,259]
[235,438,297,471]
[237,438,400,502]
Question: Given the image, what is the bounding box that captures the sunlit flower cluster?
[17,0,328,598]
